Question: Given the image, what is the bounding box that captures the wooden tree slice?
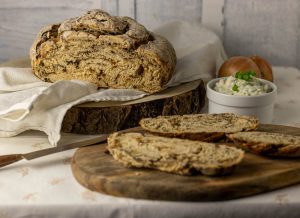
[61,80,206,134]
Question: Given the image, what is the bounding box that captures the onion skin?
[218,56,262,78]
[250,55,273,82]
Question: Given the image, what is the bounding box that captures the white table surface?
[0,67,300,218]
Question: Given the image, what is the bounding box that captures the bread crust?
[30,10,176,93]
[144,131,226,142]
[139,113,259,142]
[107,132,244,176]
[227,131,300,157]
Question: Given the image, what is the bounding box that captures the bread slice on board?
[139,113,259,142]
[107,132,244,176]
[227,131,300,157]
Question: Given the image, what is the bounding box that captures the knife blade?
[0,127,142,168]
[0,134,109,168]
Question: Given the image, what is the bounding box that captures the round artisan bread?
[30,10,176,94]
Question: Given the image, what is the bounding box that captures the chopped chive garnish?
[232,84,239,92]
[234,70,256,81]
[249,70,256,76]
[243,74,249,80]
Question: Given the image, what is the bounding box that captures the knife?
[0,133,111,168]
[0,127,142,168]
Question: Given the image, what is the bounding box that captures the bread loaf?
[139,113,259,142]
[30,10,176,93]
[107,132,244,176]
[227,131,300,157]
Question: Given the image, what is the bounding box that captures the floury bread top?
[30,10,177,93]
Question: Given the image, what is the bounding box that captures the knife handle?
[0,154,23,168]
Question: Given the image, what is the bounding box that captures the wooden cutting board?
[71,124,300,201]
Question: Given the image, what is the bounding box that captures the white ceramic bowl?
[206,78,277,124]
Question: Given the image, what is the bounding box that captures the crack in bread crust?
[30,10,176,93]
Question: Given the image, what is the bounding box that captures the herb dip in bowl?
[214,76,271,96]
[206,73,277,123]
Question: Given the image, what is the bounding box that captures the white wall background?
[0,0,299,68]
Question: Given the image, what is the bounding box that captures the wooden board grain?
[71,124,300,201]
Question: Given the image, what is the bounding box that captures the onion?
[218,56,262,78]
[250,55,273,82]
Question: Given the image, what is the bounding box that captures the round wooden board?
[71,124,300,201]
[61,80,205,134]
[0,58,206,134]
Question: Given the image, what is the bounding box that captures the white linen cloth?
[0,21,226,146]
[0,66,299,218]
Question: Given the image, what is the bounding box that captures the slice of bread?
[227,131,300,157]
[107,132,244,176]
[139,113,259,142]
